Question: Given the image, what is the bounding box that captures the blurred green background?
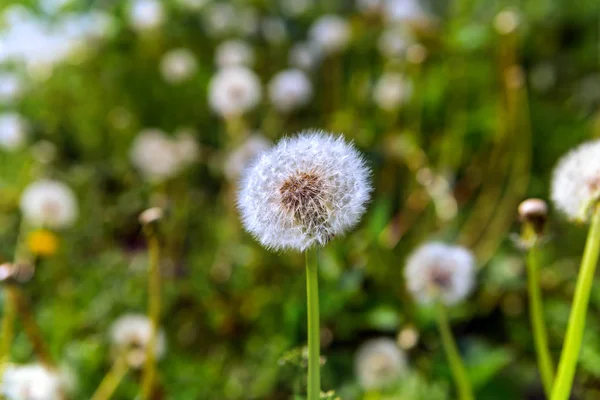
[0,0,599,398]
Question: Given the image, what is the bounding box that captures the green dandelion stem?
[306,248,321,400]
[90,356,129,400]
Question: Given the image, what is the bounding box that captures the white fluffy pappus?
[1,364,64,400]
[160,48,198,84]
[130,128,197,182]
[288,41,322,71]
[224,134,271,181]
[208,66,262,117]
[308,15,351,55]
[128,0,164,32]
[0,73,22,103]
[215,40,255,68]
[0,112,27,150]
[237,131,371,251]
[20,180,78,229]
[373,73,412,111]
[110,314,166,369]
[404,242,475,306]
[354,338,408,390]
[267,69,313,113]
[551,140,600,222]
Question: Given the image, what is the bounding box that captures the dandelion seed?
[160,48,197,84]
[20,180,78,229]
[268,69,313,113]
[110,314,166,369]
[309,15,351,55]
[355,338,407,390]
[551,139,600,222]
[208,66,262,118]
[404,242,475,306]
[237,130,371,251]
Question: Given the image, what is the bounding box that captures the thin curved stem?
[0,286,17,365]
[90,357,129,400]
[305,249,321,400]
[436,303,474,400]
[526,243,554,396]
[140,232,161,400]
[551,205,600,400]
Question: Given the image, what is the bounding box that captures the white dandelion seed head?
[215,40,255,68]
[0,73,23,103]
[160,48,197,84]
[280,0,313,17]
[202,3,237,37]
[551,140,600,221]
[128,0,164,32]
[355,338,408,390]
[0,112,27,151]
[404,242,476,306]
[176,0,208,11]
[268,69,313,113]
[289,41,322,71]
[1,364,64,400]
[130,129,191,182]
[238,7,260,36]
[309,15,351,55]
[208,66,262,118]
[20,180,78,229]
[173,128,199,165]
[237,130,372,251]
[383,0,427,24]
[224,134,271,181]
[373,73,412,111]
[261,17,288,45]
[377,26,412,59]
[110,314,166,368]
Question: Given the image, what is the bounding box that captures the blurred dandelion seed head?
[160,48,197,84]
[215,40,255,68]
[224,134,271,181]
[0,112,27,151]
[309,15,351,55]
[1,364,64,400]
[354,338,407,390]
[289,42,322,71]
[404,242,475,306]
[20,180,78,229]
[551,139,600,221]
[268,69,313,113]
[237,131,371,251]
[373,73,412,111]
[110,314,166,368]
[208,66,262,118]
[128,0,165,32]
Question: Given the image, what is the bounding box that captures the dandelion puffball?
[355,338,407,390]
[20,180,78,229]
[308,15,351,54]
[160,48,197,84]
[373,73,412,111]
[128,0,164,31]
[238,131,371,251]
[289,42,322,71]
[224,134,271,181]
[551,140,600,222]
[208,66,262,117]
[215,40,255,68]
[268,69,313,113]
[1,364,64,400]
[110,314,166,368]
[404,242,475,306]
[0,112,27,150]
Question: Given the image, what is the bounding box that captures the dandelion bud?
[139,207,163,226]
[110,314,166,369]
[518,198,548,236]
[404,242,476,306]
[238,130,371,251]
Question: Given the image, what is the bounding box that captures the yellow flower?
[27,229,59,257]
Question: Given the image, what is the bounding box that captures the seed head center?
[279,171,327,229]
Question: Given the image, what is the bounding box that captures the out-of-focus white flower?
[308,15,351,55]
[355,338,407,390]
[110,314,166,369]
[0,73,22,103]
[208,66,262,117]
[238,130,372,251]
[404,242,475,306]
[176,0,208,11]
[173,128,199,164]
[30,140,57,164]
[20,180,78,229]
[383,0,427,24]
[551,140,600,221]
[494,9,519,35]
[357,0,384,15]
[268,69,312,113]
[160,48,197,84]
[377,27,411,59]
[239,7,260,36]
[224,134,271,180]
[261,17,288,45]
[128,0,164,32]
[203,3,237,37]
[289,42,322,71]
[1,364,64,400]
[0,112,27,150]
[130,128,196,182]
[215,40,255,68]
[373,73,412,111]
[39,0,72,14]
[280,0,313,16]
